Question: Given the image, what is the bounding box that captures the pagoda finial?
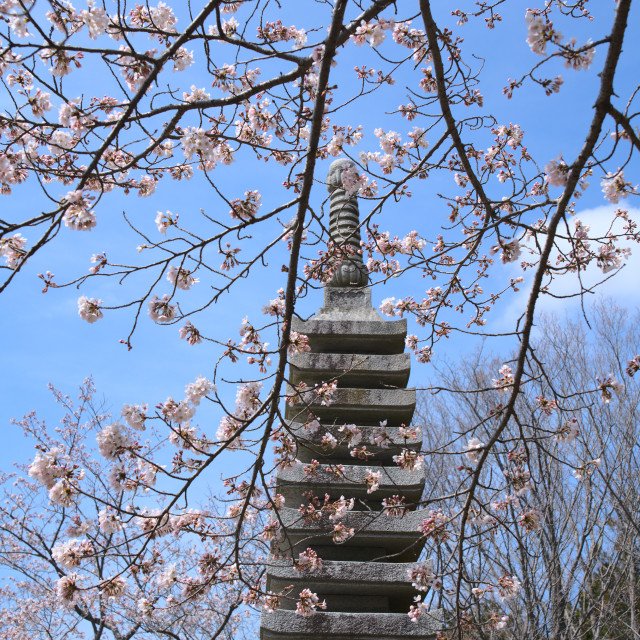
[326,159,369,287]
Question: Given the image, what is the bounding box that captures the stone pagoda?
[260,159,441,640]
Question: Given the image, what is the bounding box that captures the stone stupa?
[260,159,441,640]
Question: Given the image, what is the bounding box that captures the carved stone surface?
[326,159,369,288]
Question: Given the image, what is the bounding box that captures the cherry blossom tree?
[1,0,639,638]
[1,379,265,640]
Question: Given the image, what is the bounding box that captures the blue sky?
[2,1,639,477]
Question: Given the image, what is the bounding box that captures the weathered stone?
[274,508,426,562]
[290,352,410,388]
[325,160,369,288]
[292,290,407,354]
[292,315,407,354]
[265,558,433,612]
[276,463,426,504]
[285,388,416,426]
[287,421,422,464]
[260,610,443,640]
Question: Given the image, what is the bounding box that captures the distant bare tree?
[415,301,640,640]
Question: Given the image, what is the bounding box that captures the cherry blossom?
[332,522,355,544]
[77,296,103,323]
[408,563,440,591]
[179,321,202,345]
[491,238,521,263]
[364,468,382,493]
[526,11,562,55]
[155,210,177,234]
[596,374,623,403]
[167,265,199,290]
[0,233,27,268]
[393,448,424,472]
[544,154,570,187]
[626,355,640,377]
[601,169,637,203]
[148,294,178,323]
[555,417,580,443]
[295,589,326,616]
[464,437,485,463]
[294,548,323,572]
[492,364,514,394]
[498,574,521,601]
[55,573,82,608]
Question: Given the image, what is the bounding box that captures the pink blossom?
[408,595,427,622]
[498,574,521,600]
[563,39,595,70]
[408,563,440,591]
[555,417,579,443]
[295,589,326,616]
[81,2,109,39]
[52,538,95,569]
[185,376,215,405]
[332,522,355,543]
[418,510,451,543]
[172,47,194,72]
[121,403,147,430]
[167,265,198,290]
[596,374,622,403]
[179,321,202,345]
[55,573,82,607]
[96,422,132,459]
[492,364,514,394]
[601,169,637,203]
[464,437,485,463]
[0,233,27,268]
[328,495,354,521]
[626,355,640,377]
[573,458,601,480]
[288,331,310,355]
[382,495,407,517]
[99,508,125,534]
[77,296,103,323]
[379,297,397,316]
[526,11,562,55]
[155,210,177,234]
[393,448,424,472]
[148,294,178,323]
[544,154,570,187]
[490,237,521,263]
[364,468,382,493]
[295,548,322,572]
[338,423,362,447]
[62,191,97,231]
[229,190,261,220]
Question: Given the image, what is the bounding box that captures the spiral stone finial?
[326,159,369,287]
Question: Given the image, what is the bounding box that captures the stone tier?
[285,388,416,426]
[289,352,410,388]
[292,315,407,354]
[276,463,426,504]
[274,508,426,562]
[266,558,433,612]
[261,610,443,640]
[287,421,422,465]
[291,286,407,354]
